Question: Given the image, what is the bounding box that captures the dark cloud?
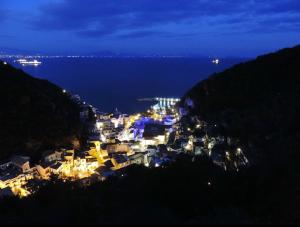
[30,0,300,38]
[254,0,300,14]
[118,31,169,39]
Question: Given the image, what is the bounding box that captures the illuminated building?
[36,163,52,179]
[128,153,148,166]
[105,143,131,154]
[0,160,37,198]
[63,149,75,164]
[85,156,99,171]
[42,150,63,163]
[11,155,31,173]
[88,140,102,152]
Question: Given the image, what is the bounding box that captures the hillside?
[183,45,300,164]
[0,61,84,160]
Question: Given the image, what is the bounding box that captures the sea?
[6,57,246,114]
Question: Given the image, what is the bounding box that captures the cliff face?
[0,61,84,160]
[183,45,300,163]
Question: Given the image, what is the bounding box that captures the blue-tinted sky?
[1,0,300,57]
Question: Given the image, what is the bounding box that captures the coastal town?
[0,91,249,199]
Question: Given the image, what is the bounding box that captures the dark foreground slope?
[1,153,299,224]
[0,156,253,225]
[0,61,83,160]
[184,45,300,164]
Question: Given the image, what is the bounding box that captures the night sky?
[1,0,300,57]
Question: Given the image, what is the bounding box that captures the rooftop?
[42,150,56,158]
[112,155,129,164]
[104,160,114,169]
[51,162,63,170]
[0,166,22,182]
[11,155,30,166]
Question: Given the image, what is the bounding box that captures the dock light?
[155,163,160,168]
[208,182,211,186]
[237,148,242,155]
[3,62,7,65]
[62,89,67,93]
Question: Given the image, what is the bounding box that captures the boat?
[15,59,27,63]
[212,58,220,65]
[16,59,42,66]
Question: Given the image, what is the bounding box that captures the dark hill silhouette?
[0,61,85,160]
[183,45,300,164]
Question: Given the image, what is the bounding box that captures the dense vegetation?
[0,61,84,160]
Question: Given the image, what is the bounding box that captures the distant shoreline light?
[0,54,219,59]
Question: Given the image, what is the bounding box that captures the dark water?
[8,58,246,114]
